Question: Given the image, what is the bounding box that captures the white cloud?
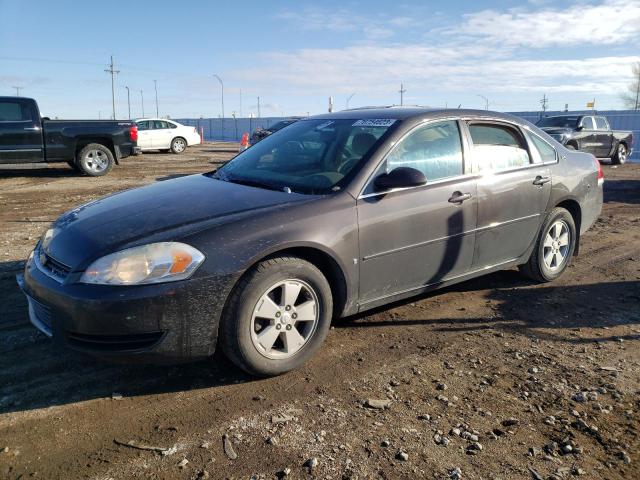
[457,0,640,47]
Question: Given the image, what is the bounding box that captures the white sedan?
[135,119,201,154]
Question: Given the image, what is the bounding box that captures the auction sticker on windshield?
[352,119,396,127]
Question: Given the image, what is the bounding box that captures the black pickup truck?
[0,97,139,176]
[537,114,633,165]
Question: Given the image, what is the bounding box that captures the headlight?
[80,242,205,285]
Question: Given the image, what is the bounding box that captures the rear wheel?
[220,256,333,377]
[76,143,114,176]
[611,143,627,165]
[170,137,187,154]
[520,207,576,282]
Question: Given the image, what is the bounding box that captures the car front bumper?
[18,252,235,364]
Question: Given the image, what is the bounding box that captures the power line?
[104,55,120,119]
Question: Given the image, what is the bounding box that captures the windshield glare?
[216,118,397,194]
[537,116,579,128]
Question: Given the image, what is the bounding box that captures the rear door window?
[526,131,557,164]
[594,117,608,130]
[468,123,531,172]
[137,120,151,131]
[581,117,595,130]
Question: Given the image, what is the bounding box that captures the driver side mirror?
[374,167,427,191]
[576,125,584,131]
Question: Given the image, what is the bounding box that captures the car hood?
[43,174,312,269]
[539,127,573,135]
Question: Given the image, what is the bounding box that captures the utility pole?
[398,83,406,106]
[477,94,489,110]
[104,55,120,119]
[239,88,243,117]
[328,96,334,113]
[124,86,131,119]
[635,68,640,110]
[346,92,356,109]
[12,86,22,96]
[140,90,145,117]
[540,94,548,114]
[257,96,261,118]
[154,80,159,117]
[213,74,224,139]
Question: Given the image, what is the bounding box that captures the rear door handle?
[448,191,472,204]
[533,175,551,186]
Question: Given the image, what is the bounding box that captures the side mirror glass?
[374,167,427,191]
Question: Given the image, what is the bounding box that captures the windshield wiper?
[224,176,284,192]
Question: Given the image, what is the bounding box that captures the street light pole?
[140,90,145,118]
[12,86,22,96]
[398,83,406,106]
[346,92,356,109]
[125,86,131,119]
[213,74,224,139]
[154,80,159,117]
[257,96,261,118]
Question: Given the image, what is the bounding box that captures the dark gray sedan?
[20,108,603,376]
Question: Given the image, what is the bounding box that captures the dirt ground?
[0,145,638,480]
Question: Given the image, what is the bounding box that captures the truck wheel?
[170,137,187,154]
[520,207,576,283]
[77,143,114,176]
[611,143,627,165]
[220,256,333,377]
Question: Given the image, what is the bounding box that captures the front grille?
[37,251,71,281]
[30,298,52,329]
[67,331,165,352]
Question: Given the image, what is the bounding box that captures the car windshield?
[213,118,398,194]
[536,116,579,128]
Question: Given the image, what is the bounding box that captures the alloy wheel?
[543,220,570,271]
[250,279,319,359]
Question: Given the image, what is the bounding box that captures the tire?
[76,143,114,177]
[170,137,187,154]
[565,144,577,150]
[611,143,627,165]
[520,207,576,283]
[220,256,333,377]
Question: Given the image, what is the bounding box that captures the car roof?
[135,118,178,122]
[309,106,524,123]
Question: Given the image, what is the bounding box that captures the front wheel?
[611,143,627,165]
[170,137,187,154]
[520,207,576,282]
[220,256,333,377]
[76,143,114,176]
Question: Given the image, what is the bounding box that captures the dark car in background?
[537,114,633,165]
[0,97,139,176]
[249,118,302,144]
[19,107,603,376]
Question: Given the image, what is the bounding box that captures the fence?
[176,109,640,162]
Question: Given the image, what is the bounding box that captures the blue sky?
[1,0,639,118]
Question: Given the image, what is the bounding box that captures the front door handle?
[533,175,551,186]
[448,191,472,204]
[23,127,41,131]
